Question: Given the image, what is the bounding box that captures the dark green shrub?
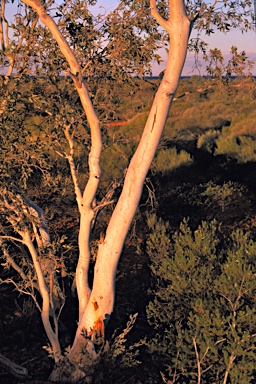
[145,217,256,383]
[201,181,246,213]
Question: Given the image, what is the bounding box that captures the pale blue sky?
[5,0,256,75]
[95,0,256,76]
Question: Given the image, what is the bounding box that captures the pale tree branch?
[0,235,25,244]
[1,187,51,250]
[223,353,236,384]
[13,186,51,247]
[64,123,83,206]
[1,186,62,361]
[21,0,101,193]
[200,345,210,366]
[0,353,31,380]
[22,230,62,362]
[150,0,169,31]
[0,2,4,50]
[0,2,26,83]
[10,191,66,336]
[193,336,201,384]
[21,0,80,78]
[0,239,27,282]
[1,0,9,49]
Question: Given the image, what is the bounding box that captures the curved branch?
[13,187,51,247]
[150,0,169,31]
[0,235,25,244]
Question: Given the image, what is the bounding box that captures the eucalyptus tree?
[0,0,254,382]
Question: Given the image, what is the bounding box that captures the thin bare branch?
[0,233,24,243]
[193,336,201,384]
[13,186,51,247]
[22,230,62,362]
[0,352,31,380]
[64,123,83,205]
[0,241,27,281]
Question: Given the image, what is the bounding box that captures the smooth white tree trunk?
[21,0,192,379]
[70,0,192,360]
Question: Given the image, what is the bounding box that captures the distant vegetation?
[103,75,256,176]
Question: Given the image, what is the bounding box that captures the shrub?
[197,129,219,152]
[201,180,246,212]
[145,217,256,383]
[215,134,256,163]
[153,147,193,174]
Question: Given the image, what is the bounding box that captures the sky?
[97,0,256,76]
[172,28,256,76]
[5,0,256,76]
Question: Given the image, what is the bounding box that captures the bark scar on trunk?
[151,106,158,132]
[99,232,105,244]
[82,315,105,342]
[92,298,99,310]
[91,316,104,340]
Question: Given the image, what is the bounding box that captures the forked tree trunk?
[21,0,192,382]
[69,0,191,362]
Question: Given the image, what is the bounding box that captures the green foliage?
[145,218,256,383]
[97,313,142,383]
[197,101,256,163]
[197,129,219,152]
[100,143,132,184]
[201,181,246,212]
[145,212,171,264]
[153,147,193,174]
[216,134,256,163]
[108,313,141,368]
[213,112,256,162]
[206,46,254,80]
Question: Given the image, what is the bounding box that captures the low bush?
[153,147,193,174]
[197,129,219,152]
[145,217,256,383]
[215,134,256,163]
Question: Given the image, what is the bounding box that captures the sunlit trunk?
[21,0,192,381]
[69,0,192,373]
